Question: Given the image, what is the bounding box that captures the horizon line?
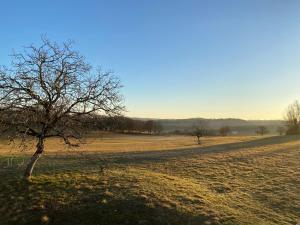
[128,116,284,121]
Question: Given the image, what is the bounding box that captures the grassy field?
[0,133,260,154]
[0,134,299,225]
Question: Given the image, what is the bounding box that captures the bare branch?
[0,37,124,147]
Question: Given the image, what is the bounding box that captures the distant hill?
[133,118,284,135]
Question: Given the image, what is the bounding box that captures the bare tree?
[256,126,268,136]
[193,121,208,144]
[276,126,285,136]
[219,126,230,136]
[153,121,163,134]
[0,38,124,180]
[144,120,154,134]
[285,100,300,135]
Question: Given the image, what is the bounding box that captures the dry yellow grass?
[0,133,261,154]
[0,134,299,225]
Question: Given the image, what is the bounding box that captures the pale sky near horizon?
[0,0,299,120]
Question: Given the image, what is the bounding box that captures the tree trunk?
[24,137,44,181]
[197,136,201,145]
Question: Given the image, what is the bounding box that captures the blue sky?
[1,0,300,119]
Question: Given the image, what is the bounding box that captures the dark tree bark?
[24,137,44,180]
[197,135,201,145]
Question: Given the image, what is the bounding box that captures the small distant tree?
[276,126,285,136]
[0,38,124,180]
[193,121,208,144]
[219,126,230,136]
[153,121,163,134]
[256,126,268,136]
[144,120,154,134]
[285,100,300,135]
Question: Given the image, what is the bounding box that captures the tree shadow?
[75,135,300,164]
[0,174,221,225]
[44,196,219,225]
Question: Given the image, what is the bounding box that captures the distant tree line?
[90,116,163,134]
[0,110,163,137]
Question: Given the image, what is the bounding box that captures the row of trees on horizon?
[1,102,298,138]
[191,102,299,144]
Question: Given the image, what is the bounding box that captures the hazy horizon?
[1,0,299,120]
[130,116,284,121]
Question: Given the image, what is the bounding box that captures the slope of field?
[0,135,299,225]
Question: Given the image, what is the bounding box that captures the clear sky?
[0,0,299,119]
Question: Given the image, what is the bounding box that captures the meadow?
[0,134,299,225]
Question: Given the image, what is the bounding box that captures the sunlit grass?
[0,133,261,154]
[0,135,299,225]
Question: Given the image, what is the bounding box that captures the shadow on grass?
[1,135,298,225]
[2,135,298,179]
[33,135,300,169]
[0,173,220,225]
[46,197,218,225]
[109,134,300,161]
[1,134,296,176]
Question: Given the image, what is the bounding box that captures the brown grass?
[0,133,261,154]
[0,134,299,225]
